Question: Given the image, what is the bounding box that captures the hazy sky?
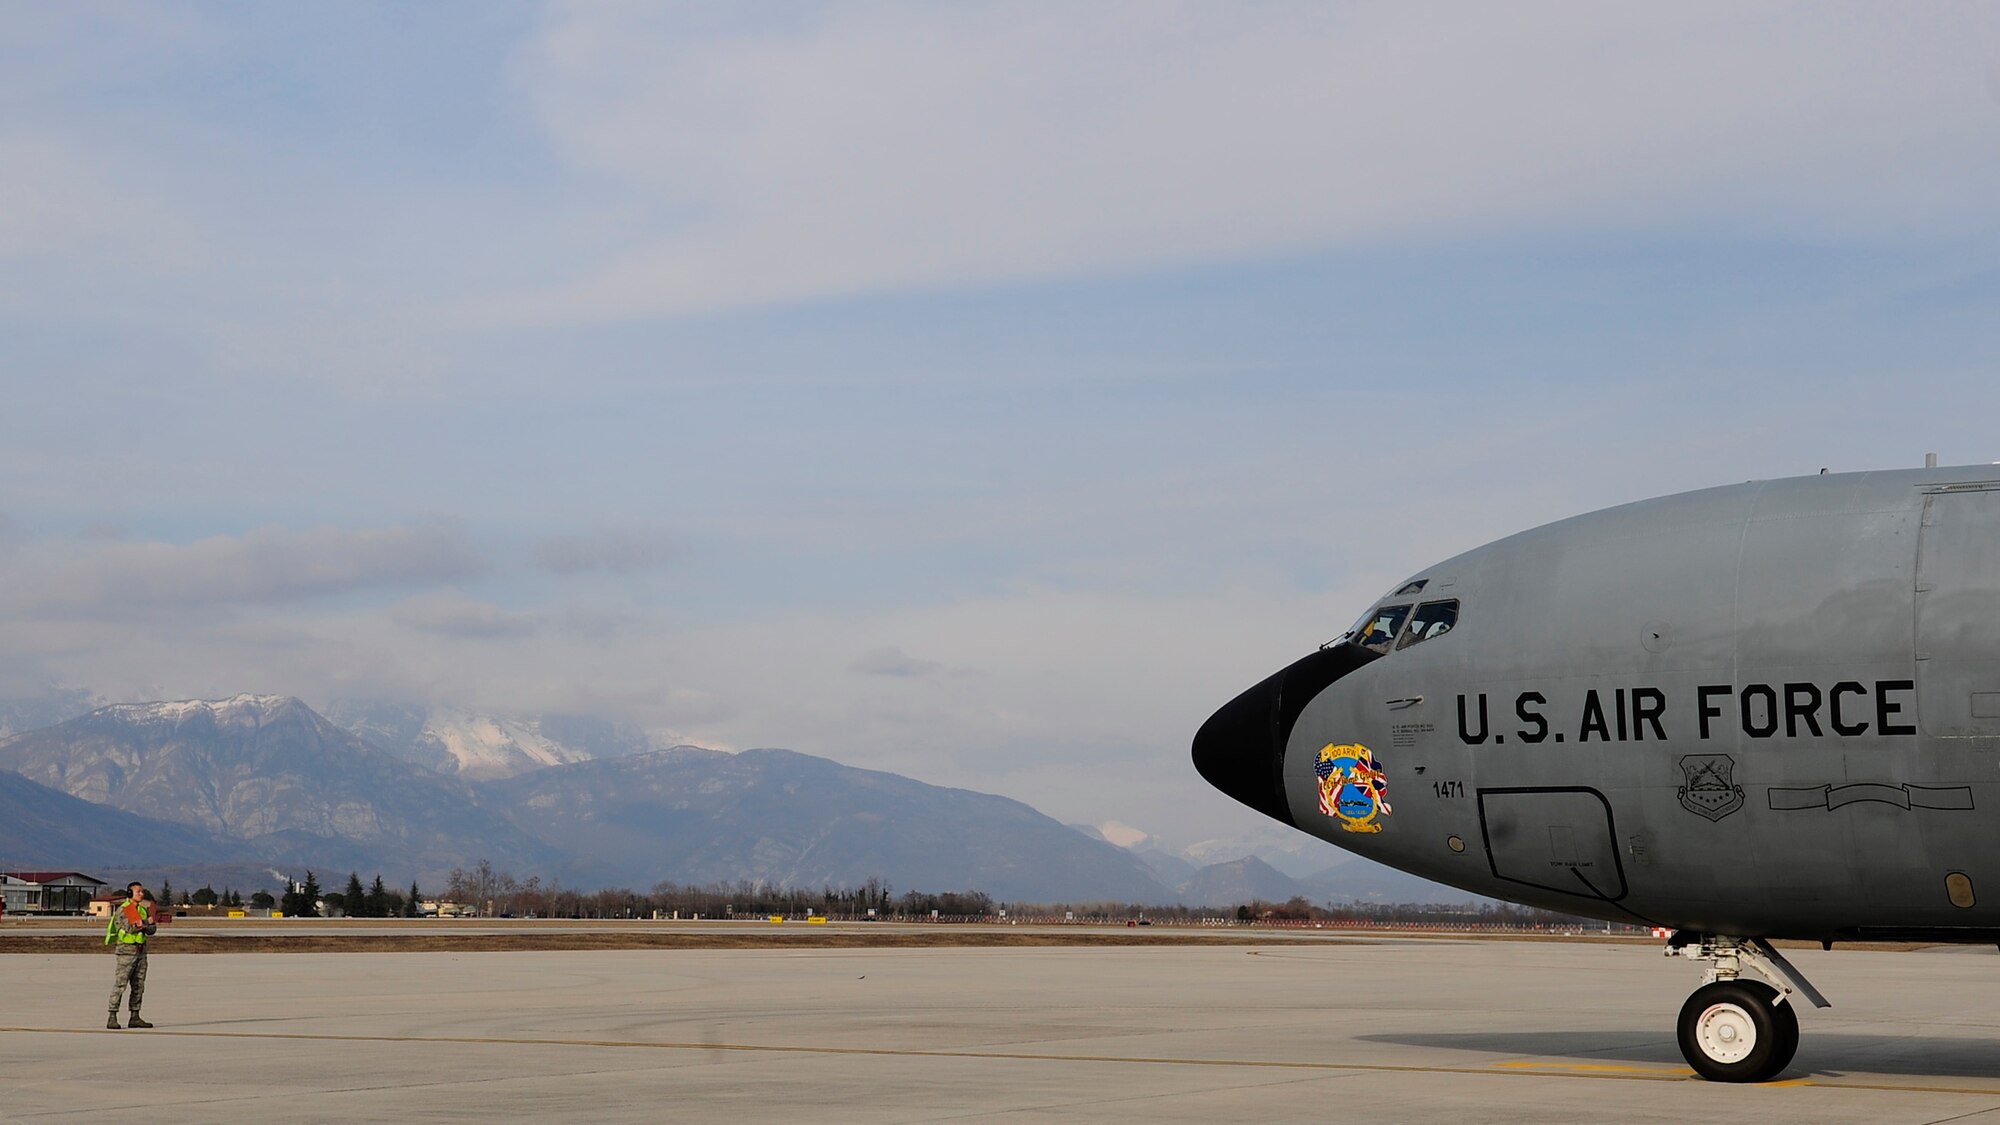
[4,2,1999,852]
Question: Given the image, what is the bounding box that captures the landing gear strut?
[1666,934,1829,1083]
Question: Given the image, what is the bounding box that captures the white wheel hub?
[1694,1002,1758,1064]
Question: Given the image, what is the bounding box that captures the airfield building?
[0,871,107,916]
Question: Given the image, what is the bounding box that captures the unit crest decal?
[1315,743,1392,834]
[1677,754,1744,822]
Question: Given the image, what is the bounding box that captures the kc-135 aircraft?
[1194,463,2000,1082]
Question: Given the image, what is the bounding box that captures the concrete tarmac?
[6,937,2000,1123]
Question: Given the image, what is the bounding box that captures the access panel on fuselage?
[1917,486,2000,738]
[1477,787,1627,902]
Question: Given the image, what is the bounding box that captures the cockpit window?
[1351,603,1412,654]
[1394,579,1428,596]
[1396,599,1460,650]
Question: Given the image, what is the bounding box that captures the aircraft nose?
[1192,666,1294,825]
[1192,644,1376,828]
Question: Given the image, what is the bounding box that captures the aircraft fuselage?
[1196,466,2000,944]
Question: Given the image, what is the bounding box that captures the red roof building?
[0,872,107,915]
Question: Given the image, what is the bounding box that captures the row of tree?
[278,872,321,918]
[156,880,257,909]
[331,872,423,918]
[270,871,427,918]
[422,862,1615,927]
[427,862,1001,919]
[162,859,1620,930]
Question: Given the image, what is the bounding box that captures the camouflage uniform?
[105,896,154,1025]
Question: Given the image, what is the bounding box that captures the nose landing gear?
[1678,978,1800,1082]
[1666,933,1829,1083]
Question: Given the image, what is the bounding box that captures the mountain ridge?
[0,768,255,871]
[323,701,649,780]
[0,696,556,881]
[486,745,1175,902]
[2,698,1173,901]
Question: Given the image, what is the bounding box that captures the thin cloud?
[496,2,2000,322]
[0,132,205,266]
[390,591,538,639]
[1,524,485,618]
[532,530,673,576]
[849,646,943,678]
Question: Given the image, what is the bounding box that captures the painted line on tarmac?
[1493,1059,2000,1095]
[4,1026,1997,1095]
[0,1025,1686,1082]
[1496,1061,1694,1077]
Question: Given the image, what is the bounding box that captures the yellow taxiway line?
[4,1026,1997,1097]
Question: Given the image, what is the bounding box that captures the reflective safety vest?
[104,899,151,946]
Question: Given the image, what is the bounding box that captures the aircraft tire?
[1677,979,1797,1083]
[1769,990,1801,1074]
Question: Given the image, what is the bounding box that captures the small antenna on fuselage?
[1926,452,1939,468]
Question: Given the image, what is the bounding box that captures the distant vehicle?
[1195,465,2000,1082]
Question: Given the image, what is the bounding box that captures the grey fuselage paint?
[1203,466,2000,942]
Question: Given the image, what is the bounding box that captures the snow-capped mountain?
[324,702,648,780]
[0,695,1176,900]
[0,695,555,877]
[99,694,296,732]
